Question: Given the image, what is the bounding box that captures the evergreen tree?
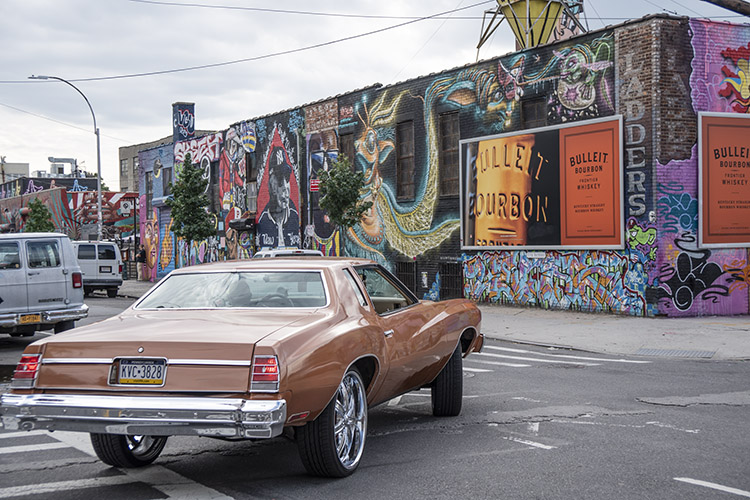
[318,155,372,251]
[24,198,56,232]
[165,153,214,265]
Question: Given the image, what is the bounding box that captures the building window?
[395,260,417,296]
[439,262,464,300]
[163,167,172,197]
[120,159,128,175]
[210,160,220,214]
[438,112,460,196]
[396,120,415,200]
[339,132,355,170]
[146,171,153,218]
[246,153,258,213]
[133,157,140,193]
[521,97,546,129]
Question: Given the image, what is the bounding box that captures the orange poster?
[700,113,750,247]
[559,119,622,246]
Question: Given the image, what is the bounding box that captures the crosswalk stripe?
[0,430,49,439]
[463,367,493,372]
[475,351,600,366]
[484,345,651,364]
[0,476,136,499]
[468,359,531,368]
[0,442,70,455]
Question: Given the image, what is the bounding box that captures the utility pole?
[701,0,750,16]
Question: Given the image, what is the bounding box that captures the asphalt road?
[1,296,749,499]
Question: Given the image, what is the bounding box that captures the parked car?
[0,258,483,477]
[0,232,88,336]
[72,240,124,297]
[252,247,324,258]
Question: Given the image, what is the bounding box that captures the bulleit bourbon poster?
[699,112,750,248]
[460,116,623,250]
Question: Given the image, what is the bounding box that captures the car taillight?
[118,264,123,274]
[251,355,280,393]
[12,354,41,388]
[72,272,83,288]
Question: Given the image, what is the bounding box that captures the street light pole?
[29,74,103,241]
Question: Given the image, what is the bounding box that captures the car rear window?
[136,271,328,309]
[98,245,117,260]
[77,244,96,260]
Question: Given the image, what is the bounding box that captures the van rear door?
[25,238,68,312]
[0,240,28,315]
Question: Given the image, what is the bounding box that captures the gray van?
[0,233,88,336]
[72,241,123,297]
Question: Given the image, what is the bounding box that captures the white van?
[0,233,88,336]
[72,241,124,297]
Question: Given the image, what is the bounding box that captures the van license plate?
[19,314,41,325]
[100,265,112,273]
[118,359,166,385]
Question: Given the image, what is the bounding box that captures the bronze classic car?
[1,257,483,477]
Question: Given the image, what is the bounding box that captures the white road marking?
[0,430,49,439]
[476,351,600,366]
[0,476,136,499]
[502,436,556,450]
[646,421,700,434]
[387,396,402,406]
[468,359,531,368]
[463,367,493,373]
[0,442,70,454]
[485,345,651,363]
[674,478,750,497]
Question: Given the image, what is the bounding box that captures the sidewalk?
[478,304,750,361]
[118,279,750,361]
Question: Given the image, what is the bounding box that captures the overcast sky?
[0,0,744,190]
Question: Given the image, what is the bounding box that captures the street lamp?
[28,74,103,241]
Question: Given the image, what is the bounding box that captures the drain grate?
[635,348,716,358]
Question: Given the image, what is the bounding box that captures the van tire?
[84,287,93,297]
[54,321,75,334]
[107,288,118,298]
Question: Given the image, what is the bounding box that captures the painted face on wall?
[144,216,159,270]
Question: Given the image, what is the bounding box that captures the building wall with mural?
[130,14,749,317]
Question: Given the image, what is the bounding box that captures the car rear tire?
[431,344,463,417]
[54,320,75,334]
[107,288,118,298]
[296,367,368,477]
[90,434,168,468]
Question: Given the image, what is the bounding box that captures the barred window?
[438,112,460,196]
[396,121,415,200]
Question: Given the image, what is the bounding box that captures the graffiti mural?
[463,250,646,314]
[174,132,223,194]
[1,177,99,200]
[256,121,301,249]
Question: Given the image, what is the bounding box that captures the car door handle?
[27,271,40,276]
[384,329,394,338]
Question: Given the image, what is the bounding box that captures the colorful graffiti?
[463,250,646,314]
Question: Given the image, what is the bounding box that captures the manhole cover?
[635,348,716,358]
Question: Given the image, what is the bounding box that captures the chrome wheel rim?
[333,371,367,469]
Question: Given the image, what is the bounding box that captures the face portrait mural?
[257,144,300,248]
[267,149,292,245]
[144,215,160,274]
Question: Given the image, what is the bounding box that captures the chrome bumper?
[0,304,89,328]
[0,393,286,439]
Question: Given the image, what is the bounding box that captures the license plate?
[19,314,41,325]
[117,358,166,385]
[100,265,112,273]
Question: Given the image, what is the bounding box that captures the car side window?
[344,269,368,307]
[26,241,61,268]
[356,266,416,315]
[98,244,116,260]
[0,242,21,269]
[77,244,96,260]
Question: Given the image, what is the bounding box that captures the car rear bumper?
[0,393,287,439]
[0,304,89,328]
[83,279,123,287]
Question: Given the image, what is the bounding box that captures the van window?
[98,244,117,260]
[27,241,61,268]
[0,242,21,269]
[77,244,96,260]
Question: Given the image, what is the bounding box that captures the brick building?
[126,14,750,317]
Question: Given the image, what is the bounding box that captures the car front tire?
[431,344,463,417]
[90,434,168,468]
[296,367,368,477]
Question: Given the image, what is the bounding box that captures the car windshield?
[136,271,327,309]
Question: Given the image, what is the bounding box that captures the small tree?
[318,155,372,247]
[166,153,214,265]
[24,198,56,232]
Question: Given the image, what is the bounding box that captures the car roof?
[0,232,69,239]
[169,257,375,275]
